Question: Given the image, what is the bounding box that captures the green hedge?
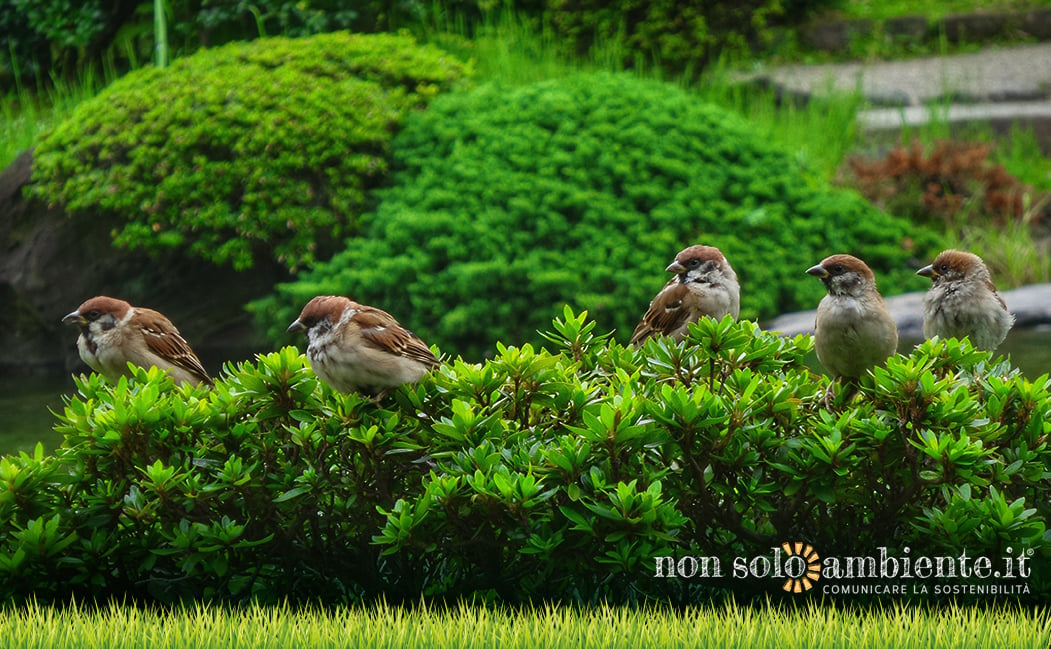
[30,32,471,271]
[0,0,110,88]
[257,72,942,359]
[0,313,1046,604]
[2,0,839,93]
[0,0,436,91]
[544,0,827,76]
[0,0,835,92]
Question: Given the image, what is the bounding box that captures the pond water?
[1,327,1049,456]
[0,374,71,456]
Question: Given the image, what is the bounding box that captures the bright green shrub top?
[30,32,471,270]
[0,313,1046,603]
[259,72,941,358]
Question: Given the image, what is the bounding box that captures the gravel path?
[742,42,1051,145]
[746,42,1051,105]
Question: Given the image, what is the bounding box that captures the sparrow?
[806,254,898,407]
[287,295,439,397]
[916,249,1014,351]
[630,245,740,346]
[62,296,213,387]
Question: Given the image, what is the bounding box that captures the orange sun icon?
[781,541,821,593]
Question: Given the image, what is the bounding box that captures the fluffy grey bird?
[807,254,898,407]
[917,249,1014,351]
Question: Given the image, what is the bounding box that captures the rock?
[859,102,1051,157]
[0,150,289,377]
[865,90,911,108]
[1021,8,1051,40]
[884,16,929,42]
[1004,283,1051,328]
[943,12,1011,43]
[800,19,874,51]
[764,284,1051,338]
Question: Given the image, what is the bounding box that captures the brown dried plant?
[843,140,1051,286]
[843,140,1042,226]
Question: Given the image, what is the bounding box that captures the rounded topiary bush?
[258,72,941,359]
[30,32,471,270]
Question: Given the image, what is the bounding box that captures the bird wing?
[138,309,214,386]
[986,279,1009,312]
[630,281,692,346]
[354,307,439,368]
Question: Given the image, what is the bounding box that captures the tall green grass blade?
[0,600,1047,649]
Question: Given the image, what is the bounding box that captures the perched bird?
[62,296,213,387]
[630,245,740,346]
[916,249,1014,351]
[287,295,439,397]
[806,254,898,407]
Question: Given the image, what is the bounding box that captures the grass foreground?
[1,600,1048,649]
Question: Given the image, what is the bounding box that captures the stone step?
[765,283,1051,339]
[798,9,1051,52]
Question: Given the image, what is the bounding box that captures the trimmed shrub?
[257,72,941,359]
[0,313,1046,604]
[29,32,471,271]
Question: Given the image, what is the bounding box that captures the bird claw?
[821,382,836,412]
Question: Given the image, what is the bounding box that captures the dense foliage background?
[0,316,1046,603]
[1,0,828,92]
[256,72,941,359]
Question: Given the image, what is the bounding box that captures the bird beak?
[62,310,86,326]
[916,264,936,278]
[286,319,305,334]
[666,261,687,274]
[805,264,828,278]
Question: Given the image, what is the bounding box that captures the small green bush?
[30,32,471,271]
[0,313,1046,604]
[258,72,941,359]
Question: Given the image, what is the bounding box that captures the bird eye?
[938,264,950,273]
[86,310,101,320]
[687,259,701,269]
[831,264,845,274]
